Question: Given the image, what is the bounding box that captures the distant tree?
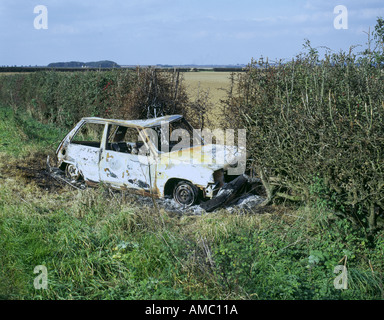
[47,60,121,68]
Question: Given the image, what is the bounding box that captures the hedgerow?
[221,39,384,232]
[0,68,187,129]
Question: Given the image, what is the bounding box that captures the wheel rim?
[66,164,80,180]
[174,183,196,206]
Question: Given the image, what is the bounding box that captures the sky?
[0,0,383,66]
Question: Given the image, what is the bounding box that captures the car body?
[55,115,246,206]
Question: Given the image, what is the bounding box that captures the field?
[182,71,238,127]
[1,63,384,300]
[182,71,234,104]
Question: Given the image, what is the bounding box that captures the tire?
[200,174,248,212]
[173,181,199,206]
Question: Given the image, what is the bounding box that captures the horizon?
[1,1,383,66]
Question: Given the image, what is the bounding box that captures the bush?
[221,43,384,232]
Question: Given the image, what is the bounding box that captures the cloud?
[1,0,384,66]
[51,24,80,35]
[350,7,384,20]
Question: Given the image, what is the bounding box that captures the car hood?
[159,144,245,170]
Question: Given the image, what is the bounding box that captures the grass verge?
[0,105,383,300]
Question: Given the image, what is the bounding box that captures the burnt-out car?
[53,115,246,206]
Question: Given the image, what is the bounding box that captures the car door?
[66,121,106,183]
[99,124,156,193]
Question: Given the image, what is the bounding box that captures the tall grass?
[1,174,383,299]
[0,105,383,300]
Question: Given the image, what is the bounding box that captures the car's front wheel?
[65,164,81,181]
[173,181,198,206]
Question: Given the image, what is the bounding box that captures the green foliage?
[0,69,188,130]
[211,212,384,299]
[372,17,384,65]
[222,40,384,232]
[0,153,383,300]
[2,168,383,300]
[0,105,65,156]
[0,186,204,300]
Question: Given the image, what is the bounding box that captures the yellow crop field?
[182,71,240,126]
[183,71,233,104]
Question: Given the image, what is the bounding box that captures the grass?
[0,104,383,300]
[0,106,66,157]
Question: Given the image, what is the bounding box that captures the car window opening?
[71,122,105,148]
[106,124,148,155]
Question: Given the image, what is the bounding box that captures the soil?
[0,152,65,193]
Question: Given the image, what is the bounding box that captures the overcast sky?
[1,0,383,66]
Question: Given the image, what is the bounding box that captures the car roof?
[81,114,183,128]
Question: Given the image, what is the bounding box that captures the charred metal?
[49,115,249,207]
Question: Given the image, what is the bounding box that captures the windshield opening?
[147,118,204,153]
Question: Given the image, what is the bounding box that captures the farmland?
[183,71,234,104]
[182,71,237,126]
[1,46,384,299]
